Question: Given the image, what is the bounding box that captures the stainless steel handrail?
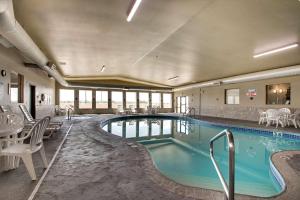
[209,129,235,200]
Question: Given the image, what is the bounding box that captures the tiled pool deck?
[1,114,300,200]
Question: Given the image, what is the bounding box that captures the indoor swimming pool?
[101,116,300,197]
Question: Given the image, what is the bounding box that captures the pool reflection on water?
[102,118,174,139]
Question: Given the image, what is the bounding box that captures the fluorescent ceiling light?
[253,43,298,58]
[100,65,106,72]
[127,0,142,22]
[168,76,179,81]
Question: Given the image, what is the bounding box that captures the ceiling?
[13,0,300,87]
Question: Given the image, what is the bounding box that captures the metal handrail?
[209,129,235,200]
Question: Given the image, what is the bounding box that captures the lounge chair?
[0,105,13,113]
[19,104,63,139]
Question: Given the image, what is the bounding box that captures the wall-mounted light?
[253,43,298,58]
[127,0,142,22]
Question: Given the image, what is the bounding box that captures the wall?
[174,75,300,121]
[0,45,55,118]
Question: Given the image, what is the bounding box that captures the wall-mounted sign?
[246,89,256,97]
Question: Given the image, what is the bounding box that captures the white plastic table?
[0,114,24,171]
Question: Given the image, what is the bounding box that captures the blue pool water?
[102,116,300,197]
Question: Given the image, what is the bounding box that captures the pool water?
[102,116,300,197]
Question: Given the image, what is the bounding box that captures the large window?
[151,93,161,108]
[96,91,108,108]
[126,92,136,109]
[163,93,172,108]
[225,89,240,105]
[59,89,74,108]
[139,92,149,109]
[79,90,92,109]
[111,91,123,109]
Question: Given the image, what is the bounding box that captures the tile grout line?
[27,124,73,200]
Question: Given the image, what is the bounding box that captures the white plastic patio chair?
[258,109,267,125]
[266,109,284,128]
[279,108,297,128]
[0,116,50,180]
[116,106,125,115]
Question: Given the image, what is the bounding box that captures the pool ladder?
[210,129,235,200]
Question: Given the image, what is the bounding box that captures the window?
[151,93,161,108]
[139,92,149,109]
[180,96,188,113]
[10,72,24,103]
[176,96,188,113]
[111,91,123,109]
[59,89,74,108]
[176,96,180,113]
[163,93,172,108]
[10,88,18,103]
[96,91,108,108]
[79,90,92,109]
[266,83,291,105]
[126,92,136,108]
[225,89,240,105]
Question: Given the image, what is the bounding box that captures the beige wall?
[175,75,300,121]
[0,46,55,118]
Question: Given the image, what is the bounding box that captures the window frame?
[59,89,75,108]
[139,92,150,109]
[79,90,93,109]
[151,92,161,108]
[126,91,137,109]
[163,93,172,108]
[225,88,240,105]
[95,90,108,109]
[111,91,124,109]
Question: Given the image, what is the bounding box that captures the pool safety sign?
[246,89,257,97]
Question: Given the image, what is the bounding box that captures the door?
[29,85,36,119]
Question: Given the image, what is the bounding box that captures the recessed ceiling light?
[168,76,179,81]
[253,43,298,58]
[127,0,142,22]
[100,65,106,72]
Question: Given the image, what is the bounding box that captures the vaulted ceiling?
[13,0,300,87]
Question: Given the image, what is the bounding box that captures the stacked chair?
[0,116,50,180]
[19,104,63,139]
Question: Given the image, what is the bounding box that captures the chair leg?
[21,153,36,180]
[292,120,297,128]
[39,146,48,168]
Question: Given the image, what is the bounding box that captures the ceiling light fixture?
[253,43,298,58]
[127,0,142,22]
[100,65,106,72]
[168,76,179,81]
